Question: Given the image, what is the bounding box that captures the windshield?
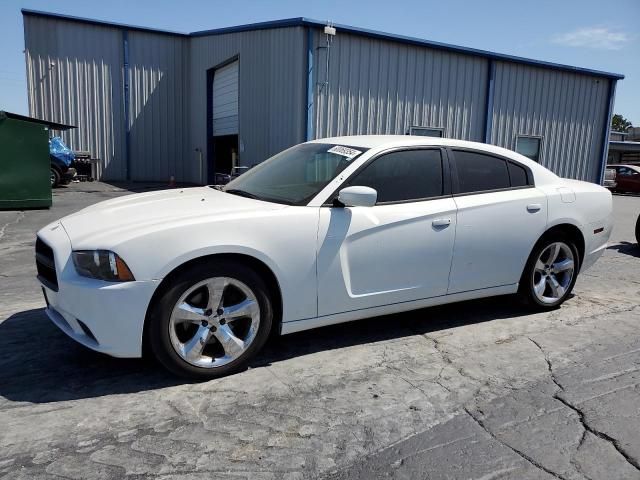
[221,143,367,205]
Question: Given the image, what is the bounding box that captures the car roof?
[308,135,557,182]
[310,135,477,149]
[612,164,640,169]
[309,135,528,159]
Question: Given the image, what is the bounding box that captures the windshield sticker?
[327,145,362,160]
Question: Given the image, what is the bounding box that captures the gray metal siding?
[127,31,189,181]
[490,62,610,182]
[189,27,306,175]
[24,15,126,180]
[312,30,488,142]
[24,18,189,182]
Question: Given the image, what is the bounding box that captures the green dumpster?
[0,111,75,209]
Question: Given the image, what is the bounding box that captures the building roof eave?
[21,9,625,81]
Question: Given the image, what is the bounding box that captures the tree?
[612,114,632,132]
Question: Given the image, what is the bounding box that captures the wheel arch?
[142,253,284,356]
[541,223,585,268]
[524,223,585,279]
[518,222,584,307]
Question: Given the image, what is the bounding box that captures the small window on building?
[515,136,541,162]
[409,126,444,138]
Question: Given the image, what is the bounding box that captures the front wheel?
[148,260,273,379]
[520,237,579,309]
[635,214,640,245]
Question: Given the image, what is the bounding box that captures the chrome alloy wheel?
[532,242,575,304]
[168,277,260,368]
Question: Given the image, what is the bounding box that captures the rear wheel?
[148,260,273,379]
[520,236,579,309]
[50,168,60,188]
[635,214,640,245]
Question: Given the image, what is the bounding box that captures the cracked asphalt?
[1,182,639,480]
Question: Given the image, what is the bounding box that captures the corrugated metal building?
[22,9,624,184]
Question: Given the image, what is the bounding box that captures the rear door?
[447,149,547,294]
[316,148,457,316]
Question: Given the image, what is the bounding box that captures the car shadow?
[257,295,537,367]
[0,296,536,404]
[606,242,640,258]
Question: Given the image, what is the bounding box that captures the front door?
[316,148,457,317]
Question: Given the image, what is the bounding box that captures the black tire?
[50,168,60,188]
[148,260,273,379]
[519,234,580,310]
[635,214,640,245]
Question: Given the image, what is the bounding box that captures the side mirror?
[337,186,377,207]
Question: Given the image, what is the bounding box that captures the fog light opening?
[76,319,98,345]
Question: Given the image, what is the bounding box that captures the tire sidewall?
[521,235,580,309]
[149,260,273,379]
[51,168,60,188]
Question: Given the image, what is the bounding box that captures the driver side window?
[347,149,444,204]
[618,167,639,177]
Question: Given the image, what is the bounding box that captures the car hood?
[59,187,286,248]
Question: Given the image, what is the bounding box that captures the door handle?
[526,203,542,213]
[432,218,451,227]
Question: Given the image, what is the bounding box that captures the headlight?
[72,250,135,282]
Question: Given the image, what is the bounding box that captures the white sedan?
[36,136,612,378]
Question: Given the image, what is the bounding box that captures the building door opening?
[207,58,239,183]
[212,134,238,174]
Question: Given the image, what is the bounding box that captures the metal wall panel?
[127,31,189,181]
[311,30,488,142]
[189,27,306,177]
[212,60,239,136]
[24,17,190,182]
[24,15,126,180]
[490,62,610,182]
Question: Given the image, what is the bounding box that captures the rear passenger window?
[348,149,443,203]
[453,150,510,193]
[508,161,529,187]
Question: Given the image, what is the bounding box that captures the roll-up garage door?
[212,60,239,136]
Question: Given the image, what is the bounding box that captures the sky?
[1,0,638,125]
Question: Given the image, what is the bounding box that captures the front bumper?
[36,222,159,358]
[60,167,77,184]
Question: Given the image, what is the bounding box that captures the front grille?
[35,237,58,291]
